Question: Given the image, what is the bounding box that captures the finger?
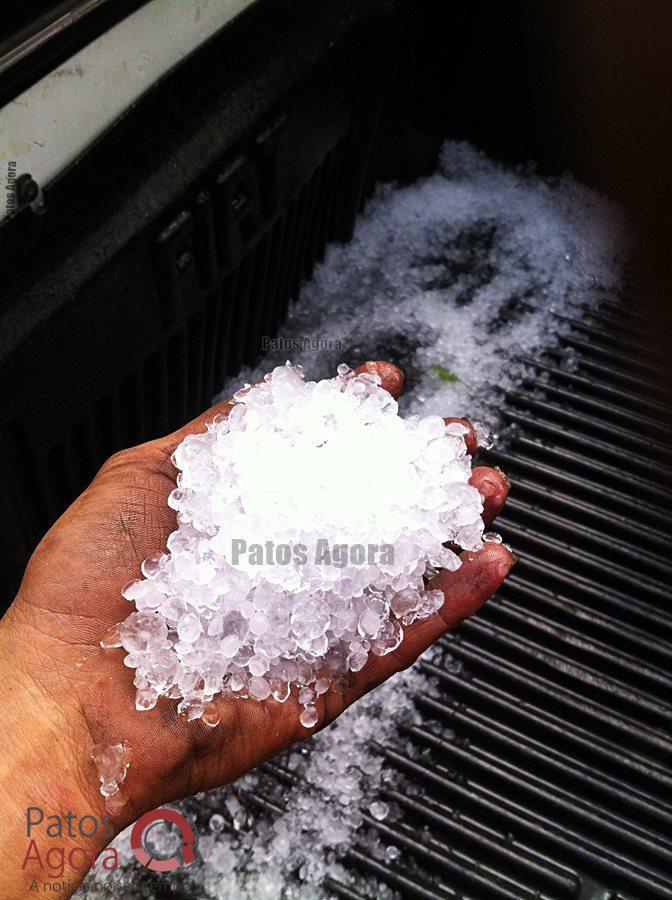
[470,465,510,527]
[158,395,238,457]
[444,417,478,455]
[341,543,515,706]
[355,360,405,399]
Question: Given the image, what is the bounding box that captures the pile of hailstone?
[108,363,484,728]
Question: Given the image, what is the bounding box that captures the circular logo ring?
[130,808,196,872]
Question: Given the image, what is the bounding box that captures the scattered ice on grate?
[221,142,626,425]
[369,801,389,821]
[79,141,626,899]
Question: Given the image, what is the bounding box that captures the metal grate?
[317,283,671,898]
[173,280,671,899]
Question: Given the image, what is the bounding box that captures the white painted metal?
[0,0,258,222]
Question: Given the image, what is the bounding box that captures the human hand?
[0,361,512,897]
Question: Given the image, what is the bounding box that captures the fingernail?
[476,470,506,510]
[365,361,404,397]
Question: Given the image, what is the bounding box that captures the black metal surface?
[316,288,671,899]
